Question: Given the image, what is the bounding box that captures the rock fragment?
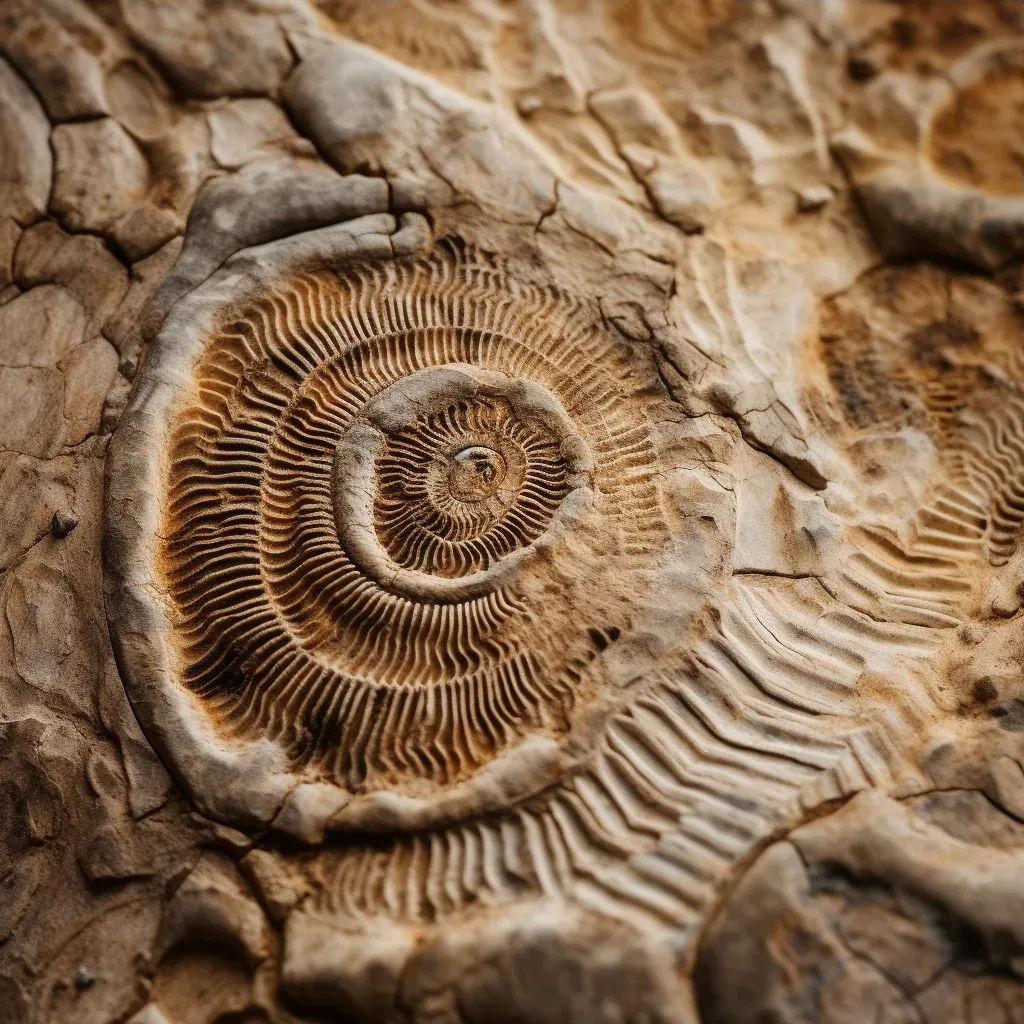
[0,58,52,225]
[51,120,149,235]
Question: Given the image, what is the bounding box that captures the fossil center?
[447,445,507,502]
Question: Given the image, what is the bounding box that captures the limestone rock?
[119,0,302,98]
[108,113,211,262]
[695,792,1024,1023]
[0,215,19,290]
[104,59,175,141]
[0,284,84,369]
[14,221,129,338]
[4,2,1024,1021]
[102,236,183,374]
[208,97,313,169]
[0,0,117,121]
[51,119,150,235]
[0,57,52,225]
[59,337,119,445]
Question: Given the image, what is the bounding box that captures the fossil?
[3,1,1024,1022]
[142,247,671,811]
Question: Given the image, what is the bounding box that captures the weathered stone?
[792,791,1024,971]
[108,113,211,262]
[797,183,835,212]
[281,912,418,1020]
[99,372,132,434]
[282,39,559,223]
[239,849,310,925]
[0,284,84,369]
[50,509,78,539]
[14,221,129,338]
[40,896,162,1024]
[120,0,300,98]
[158,853,270,968]
[0,217,19,290]
[7,3,1024,1022]
[697,791,1024,1022]
[104,59,175,141]
[102,235,183,370]
[60,337,119,445]
[51,119,150,235]
[0,720,67,944]
[109,203,182,264]
[208,97,311,169]
[0,1,113,120]
[0,57,52,225]
[0,367,65,458]
[0,455,77,569]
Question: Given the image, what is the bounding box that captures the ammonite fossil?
[107,242,678,832]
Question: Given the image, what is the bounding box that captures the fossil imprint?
[106,228,946,942]
[9,0,1024,1018]
[110,242,691,833]
[100,185,1024,1024]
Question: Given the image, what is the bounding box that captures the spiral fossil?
[160,244,668,798]
[372,397,571,578]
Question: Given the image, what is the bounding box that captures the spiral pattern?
[161,245,667,795]
[374,398,569,577]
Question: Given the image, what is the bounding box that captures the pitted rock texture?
[3,1,1024,1023]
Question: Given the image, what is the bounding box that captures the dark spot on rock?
[848,56,878,82]
[891,19,917,49]
[50,510,79,538]
[841,383,868,419]
[906,320,979,369]
[990,698,1024,732]
[972,677,999,706]
[588,626,621,651]
[940,17,985,51]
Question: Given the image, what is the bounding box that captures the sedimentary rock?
[2,1,1024,1022]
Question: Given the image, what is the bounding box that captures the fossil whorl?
[153,243,670,813]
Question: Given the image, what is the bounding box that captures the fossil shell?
[106,242,675,832]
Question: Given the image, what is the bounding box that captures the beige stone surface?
[2,1,1024,1021]
[0,56,51,226]
[15,222,129,338]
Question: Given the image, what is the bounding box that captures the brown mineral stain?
[931,69,1024,194]
[609,0,735,55]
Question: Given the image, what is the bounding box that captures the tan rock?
[120,0,301,98]
[5,3,1024,1021]
[0,285,84,369]
[0,367,65,457]
[0,453,77,571]
[158,852,271,968]
[102,235,183,370]
[0,57,52,225]
[0,217,19,290]
[59,337,119,445]
[239,849,310,924]
[51,119,150,234]
[281,911,418,1020]
[104,59,175,141]
[208,97,310,169]
[14,221,129,338]
[0,0,114,121]
[109,113,211,261]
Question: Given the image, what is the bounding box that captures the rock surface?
[2,1,1024,1022]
